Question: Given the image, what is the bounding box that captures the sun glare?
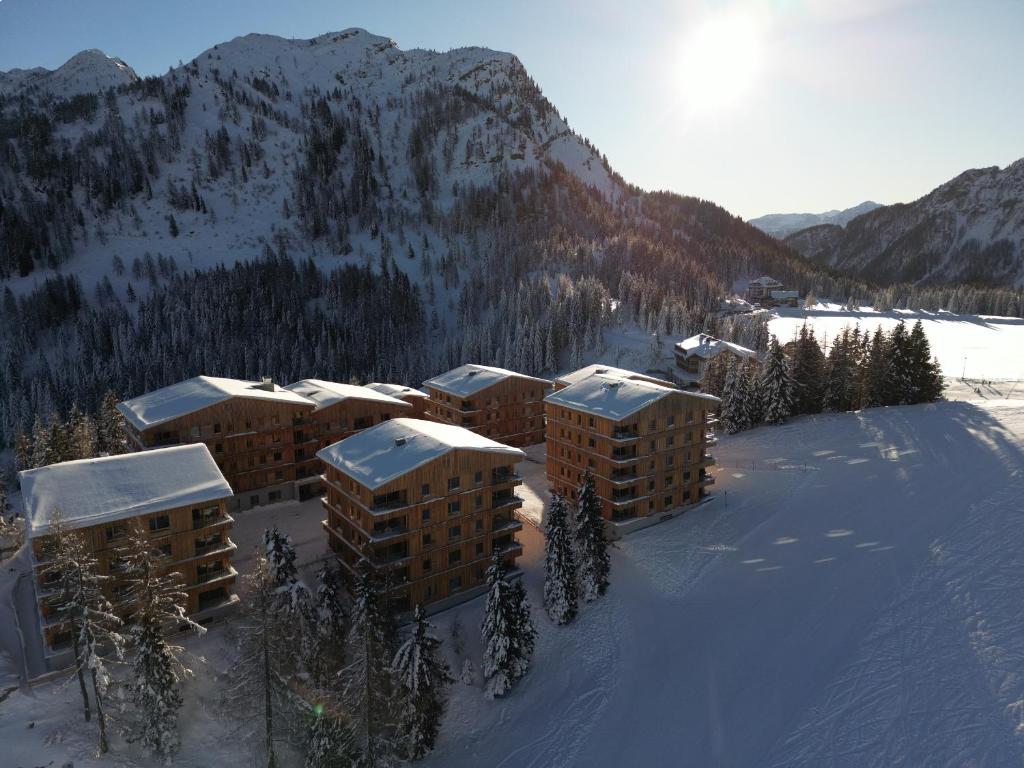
[678,12,764,114]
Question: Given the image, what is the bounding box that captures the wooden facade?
[123,395,317,507]
[321,440,524,611]
[31,496,237,655]
[545,380,718,530]
[423,366,551,447]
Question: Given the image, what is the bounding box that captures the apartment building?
[318,418,526,612]
[284,379,412,497]
[364,382,431,418]
[118,376,315,511]
[674,334,757,389]
[20,445,236,664]
[553,363,676,392]
[545,370,720,537]
[423,364,551,446]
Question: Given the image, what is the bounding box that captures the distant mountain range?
[748,201,881,239]
[784,161,1024,287]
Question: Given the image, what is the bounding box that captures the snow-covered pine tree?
[907,320,944,403]
[758,336,795,425]
[38,510,108,726]
[543,492,578,624]
[339,563,400,767]
[264,525,299,586]
[719,358,744,434]
[460,658,475,686]
[230,550,300,768]
[263,525,313,667]
[308,562,347,686]
[119,522,205,759]
[96,391,128,455]
[740,360,762,428]
[574,470,610,601]
[883,320,914,405]
[859,327,890,408]
[391,605,454,760]
[304,709,350,768]
[481,556,537,699]
[790,324,826,415]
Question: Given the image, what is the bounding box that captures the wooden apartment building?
[364,382,431,418]
[545,368,720,536]
[423,364,551,447]
[553,363,676,392]
[19,445,237,663]
[284,379,412,498]
[674,334,757,390]
[318,418,526,612]
[118,376,316,511]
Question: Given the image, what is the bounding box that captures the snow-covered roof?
[750,276,783,286]
[770,290,800,300]
[364,382,430,400]
[20,445,233,538]
[422,364,551,398]
[284,379,412,412]
[317,418,525,491]
[675,334,757,361]
[555,364,676,389]
[546,374,719,421]
[117,376,313,431]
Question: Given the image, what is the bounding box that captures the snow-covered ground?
[6,395,1024,766]
[770,304,1024,380]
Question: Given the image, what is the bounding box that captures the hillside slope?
[748,200,880,239]
[785,160,1024,286]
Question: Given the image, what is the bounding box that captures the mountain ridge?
[748,201,882,239]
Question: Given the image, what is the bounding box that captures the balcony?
[491,516,523,533]
[194,564,238,586]
[610,448,638,464]
[698,473,715,486]
[370,544,411,566]
[194,536,235,558]
[611,488,640,504]
[371,490,408,514]
[370,519,410,543]
[491,468,521,485]
[699,454,716,467]
[610,428,640,442]
[492,493,524,511]
[193,513,233,530]
[610,467,639,484]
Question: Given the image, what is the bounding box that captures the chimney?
[257,377,275,392]
[394,437,407,447]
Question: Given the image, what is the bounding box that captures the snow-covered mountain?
[0,48,138,98]
[784,161,1024,286]
[748,201,881,239]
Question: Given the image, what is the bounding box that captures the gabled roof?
[284,379,411,413]
[545,373,719,421]
[750,276,783,286]
[675,334,757,360]
[20,445,232,537]
[422,364,551,398]
[555,364,676,389]
[117,376,313,431]
[364,382,430,400]
[317,418,524,491]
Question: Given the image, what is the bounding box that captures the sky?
[1,0,1021,220]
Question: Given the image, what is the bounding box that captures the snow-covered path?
[431,400,1024,767]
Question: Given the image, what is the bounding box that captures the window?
[667,455,675,466]
[588,437,596,448]
[213,423,221,433]
[666,436,675,447]
[447,500,461,516]
[190,426,201,438]
[448,549,462,566]
[474,471,483,484]
[668,415,675,426]
[422,558,432,572]
[475,542,484,556]
[475,494,483,509]
[148,514,170,532]
[448,525,461,540]
[423,533,433,547]
[425,584,434,598]
[105,524,127,542]
[684,471,692,481]
[475,518,484,532]
[422,509,431,523]
[588,416,595,427]
[250,495,259,507]
[268,490,282,502]
[275,470,284,481]
[273,451,282,462]
[421,483,430,497]
[649,419,657,430]
[686,431,693,443]
[665,475,674,485]
[664,495,673,507]
[448,476,460,491]
[156,542,172,557]
[448,576,463,593]
[215,443,223,453]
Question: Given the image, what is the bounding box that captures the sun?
[677,12,764,114]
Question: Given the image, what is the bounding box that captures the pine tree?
[574,470,610,601]
[305,709,350,768]
[97,391,128,455]
[790,324,826,415]
[907,320,944,403]
[308,562,347,686]
[391,605,453,760]
[340,563,400,767]
[883,321,914,405]
[481,556,536,698]
[263,526,313,668]
[860,327,890,408]
[759,336,795,425]
[719,358,747,434]
[119,522,205,759]
[543,492,578,624]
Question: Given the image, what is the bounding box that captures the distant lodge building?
[745,276,799,307]
[318,418,526,612]
[20,445,237,663]
[118,375,419,511]
[544,368,720,537]
[422,364,552,447]
[674,334,758,389]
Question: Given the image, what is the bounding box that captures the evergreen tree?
[907,320,944,403]
[391,605,453,760]
[574,470,611,600]
[308,562,347,686]
[305,709,350,768]
[860,327,890,408]
[883,321,914,405]
[481,556,536,699]
[340,563,400,767]
[718,358,744,434]
[758,336,795,425]
[119,522,204,759]
[543,492,578,625]
[790,324,826,415]
[97,391,128,455]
